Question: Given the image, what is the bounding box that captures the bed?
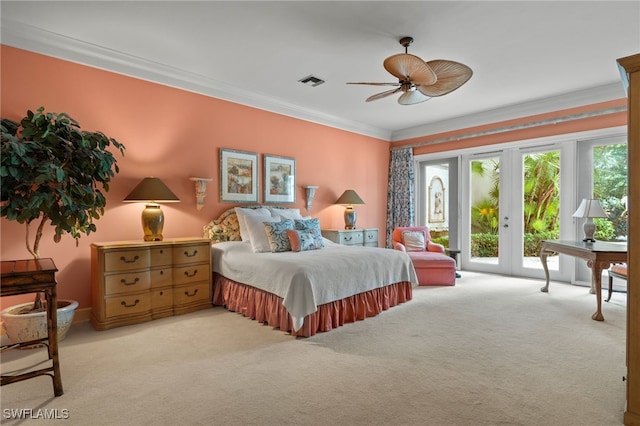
[204,206,418,337]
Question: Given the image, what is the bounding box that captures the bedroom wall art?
[220,148,259,203]
[429,176,445,223]
[264,154,295,204]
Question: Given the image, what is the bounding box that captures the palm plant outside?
[469,145,627,257]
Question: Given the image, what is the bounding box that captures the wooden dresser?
[321,228,379,247]
[91,238,212,330]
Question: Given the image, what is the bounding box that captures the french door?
[461,143,574,280]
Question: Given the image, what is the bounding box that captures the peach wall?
[0,46,389,310]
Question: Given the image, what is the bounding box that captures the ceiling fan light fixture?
[398,90,431,105]
[347,36,472,105]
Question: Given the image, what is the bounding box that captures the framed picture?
[264,154,295,204]
[220,148,259,203]
[428,176,445,223]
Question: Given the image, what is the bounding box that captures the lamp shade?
[335,190,365,206]
[572,199,607,218]
[124,177,180,203]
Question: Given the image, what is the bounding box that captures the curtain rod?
[390,105,627,151]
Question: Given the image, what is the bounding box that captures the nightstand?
[322,228,378,247]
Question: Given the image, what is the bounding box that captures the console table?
[1,258,63,396]
[539,240,627,321]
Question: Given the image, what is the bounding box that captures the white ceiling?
[2,1,639,141]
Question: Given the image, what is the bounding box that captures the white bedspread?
[211,240,418,331]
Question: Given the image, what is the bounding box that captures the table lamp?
[335,189,365,229]
[124,177,180,241]
[573,198,607,243]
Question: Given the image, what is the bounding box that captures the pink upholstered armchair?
[392,226,456,286]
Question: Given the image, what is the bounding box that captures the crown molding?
[1,19,391,141]
[390,82,626,142]
[2,19,624,144]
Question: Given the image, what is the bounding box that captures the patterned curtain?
[385,147,415,247]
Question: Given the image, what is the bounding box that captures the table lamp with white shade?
[573,198,608,243]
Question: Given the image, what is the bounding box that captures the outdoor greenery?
[593,144,628,239]
[468,145,627,257]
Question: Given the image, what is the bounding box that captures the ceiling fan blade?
[397,90,431,105]
[366,87,402,102]
[417,60,473,97]
[383,53,437,86]
[346,82,401,86]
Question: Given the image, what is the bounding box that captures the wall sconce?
[124,177,180,241]
[303,185,319,211]
[189,177,213,211]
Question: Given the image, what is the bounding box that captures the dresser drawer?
[105,293,151,318]
[104,249,150,272]
[104,271,150,295]
[150,267,172,288]
[173,282,210,306]
[337,231,363,245]
[364,228,379,247]
[151,287,174,310]
[173,263,209,285]
[173,244,210,265]
[151,246,172,266]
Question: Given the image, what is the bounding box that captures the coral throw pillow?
[402,231,426,252]
[287,229,324,252]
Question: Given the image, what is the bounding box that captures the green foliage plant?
[1,107,125,310]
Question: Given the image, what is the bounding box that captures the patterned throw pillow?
[294,217,321,233]
[293,218,324,249]
[263,219,295,252]
[402,230,426,252]
[287,229,324,252]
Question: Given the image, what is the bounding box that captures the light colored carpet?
[0,272,627,426]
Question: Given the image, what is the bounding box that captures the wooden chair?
[607,263,628,302]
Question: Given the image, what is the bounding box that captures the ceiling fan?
[347,36,473,105]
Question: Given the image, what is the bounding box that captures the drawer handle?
[120,255,140,264]
[345,236,353,241]
[368,235,374,240]
[121,299,140,308]
[184,289,198,297]
[120,277,140,286]
[184,250,198,258]
[184,269,199,278]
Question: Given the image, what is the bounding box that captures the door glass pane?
[593,144,628,242]
[522,151,560,270]
[470,157,499,264]
[424,163,450,248]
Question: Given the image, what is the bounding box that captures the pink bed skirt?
[212,273,413,337]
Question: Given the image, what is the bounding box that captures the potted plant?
[0,107,125,343]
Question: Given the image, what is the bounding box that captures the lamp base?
[344,207,357,230]
[582,219,596,244]
[142,204,164,241]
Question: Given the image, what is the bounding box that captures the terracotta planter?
[1,299,78,344]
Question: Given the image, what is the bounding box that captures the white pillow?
[402,230,426,252]
[245,215,280,252]
[268,207,302,220]
[234,207,272,242]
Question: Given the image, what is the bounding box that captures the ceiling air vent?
[298,75,325,87]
